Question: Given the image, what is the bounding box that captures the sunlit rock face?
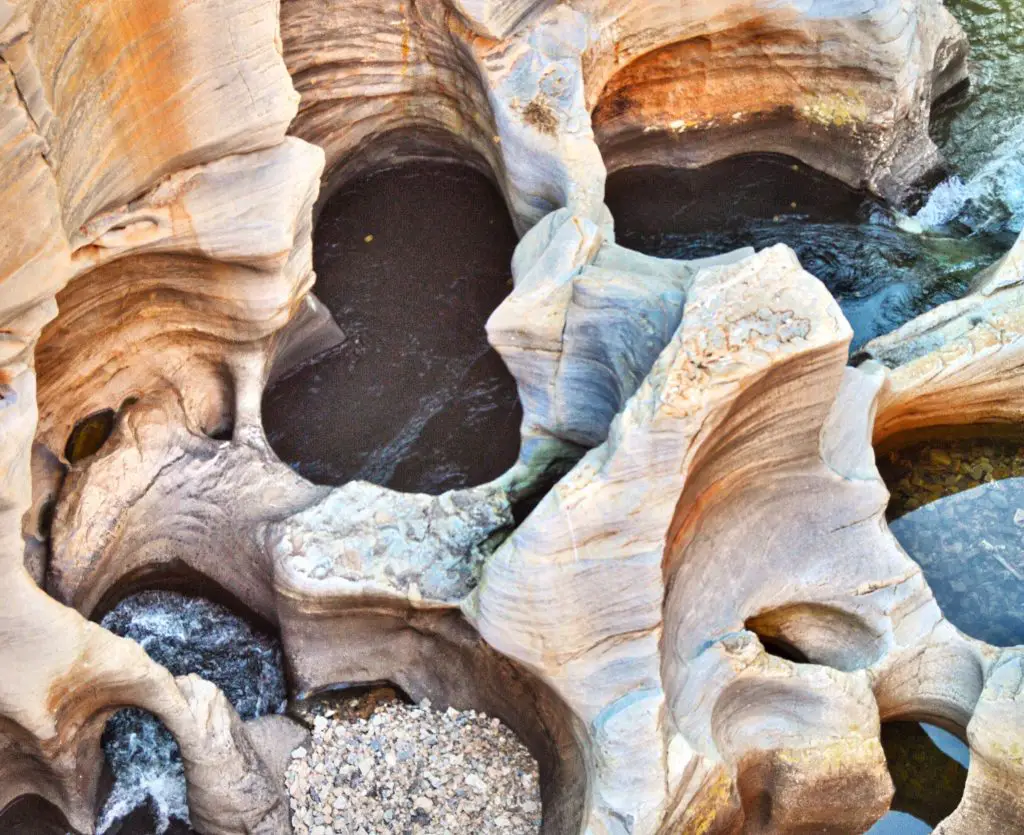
[2,1,1024,834]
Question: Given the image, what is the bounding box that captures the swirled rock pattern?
[868,230,1024,443]
[2,0,1022,833]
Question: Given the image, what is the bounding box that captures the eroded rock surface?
[2,0,1021,833]
[868,230,1024,443]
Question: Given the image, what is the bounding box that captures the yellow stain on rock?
[801,91,868,128]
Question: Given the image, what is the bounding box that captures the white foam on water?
[916,126,1024,234]
[95,710,190,834]
[914,175,970,229]
[96,592,286,834]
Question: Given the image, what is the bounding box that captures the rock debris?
[286,692,541,834]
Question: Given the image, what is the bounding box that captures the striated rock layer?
[2,0,1022,833]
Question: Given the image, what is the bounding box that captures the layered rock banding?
[2,1,1023,834]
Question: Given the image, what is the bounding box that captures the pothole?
[868,722,969,833]
[878,428,1024,646]
[95,591,287,834]
[64,408,116,464]
[605,154,1007,352]
[285,687,541,835]
[0,796,69,835]
[262,162,522,494]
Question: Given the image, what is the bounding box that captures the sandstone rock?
[2,0,1021,833]
[283,0,964,231]
[0,1,316,830]
[488,206,754,474]
[867,230,1024,443]
[586,0,967,206]
[473,240,1024,833]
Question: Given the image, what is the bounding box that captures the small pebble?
[286,691,541,834]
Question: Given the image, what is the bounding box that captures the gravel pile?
[285,693,542,834]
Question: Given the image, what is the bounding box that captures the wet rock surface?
[285,691,541,835]
[879,434,1024,646]
[263,164,522,494]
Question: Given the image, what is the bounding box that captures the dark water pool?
[606,156,1008,353]
[262,164,522,495]
[868,722,969,833]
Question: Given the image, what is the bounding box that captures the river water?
[262,164,522,495]
[606,156,1010,352]
[607,2,1022,355]
[96,592,286,834]
[923,0,1024,233]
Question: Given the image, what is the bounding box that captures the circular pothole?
[878,427,1024,646]
[286,687,541,834]
[605,154,1007,352]
[0,796,70,835]
[262,163,522,494]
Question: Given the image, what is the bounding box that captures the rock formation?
[867,230,1024,443]
[2,0,1022,833]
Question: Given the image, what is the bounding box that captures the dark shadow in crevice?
[89,560,280,638]
[289,681,415,730]
[0,796,70,835]
[315,127,502,225]
[870,722,969,832]
[204,420,234,442]
[744,603,885,672]
[607,154,873,244]
[262,160,523,495]
[65,408,116,464]
[754,633,810,664]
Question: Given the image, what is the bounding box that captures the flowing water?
[607,1,1023,354]
[606,156,1009,351]
[96,592,287,834]
[922,0,1024,233]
